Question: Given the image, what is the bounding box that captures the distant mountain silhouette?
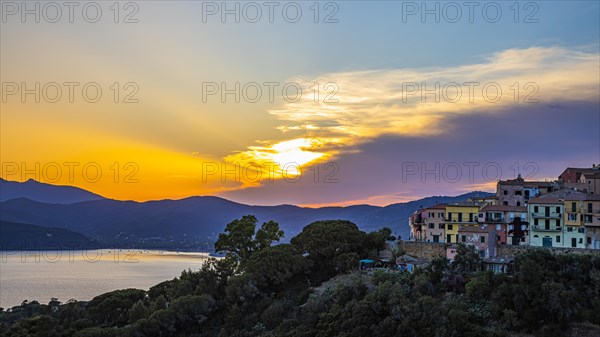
[0,185,492,250]
[0,220,97,250]
[0,178,104,204]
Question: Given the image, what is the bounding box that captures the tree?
[128,300,149,323]
[291,220,367,283]
[85,288,146,327]
[452,244,484,275]
[215,215,284,265]
[242,244,312,291]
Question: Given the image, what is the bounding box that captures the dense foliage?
[1,217,599,337]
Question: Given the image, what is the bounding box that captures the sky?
[1,1,599,206]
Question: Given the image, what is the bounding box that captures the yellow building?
[445,203,481,243]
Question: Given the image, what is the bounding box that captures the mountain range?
[0,178,493,250]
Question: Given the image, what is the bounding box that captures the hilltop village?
[407,165,600,271]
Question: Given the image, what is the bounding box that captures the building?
[558,165,600,183]
[496,175,559,207]
[578,195,600,249]
[445,203,481,243]
[580,172,600,195]
[528,189,587,248]
[564,192,589,248]
[457,225,497,258]
[423,204,446,243]
[478,205,528,245]
[484,257,513,274]
[408,209,426,241]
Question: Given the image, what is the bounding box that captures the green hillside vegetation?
[1,216,599,337]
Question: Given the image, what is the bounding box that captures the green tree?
[242,244,312,291]
[128,300,149,323]
[85,288,146,327]
[291,220,367,283]
[215,215,284,265]
[452,243,484,275]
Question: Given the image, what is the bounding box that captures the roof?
[425,204,446,210]
[523,181,558,188]
[529,188,588,204]
[581,172,600,179]
[446,202,482,207]
[484,257,514,264]
[480,205,527,212]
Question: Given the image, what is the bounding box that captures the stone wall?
[398,240,600,261]
[399,241,447,260]
[497,244,600,258]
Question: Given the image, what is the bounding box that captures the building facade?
[478,205,528,245]
[528,189,587,248]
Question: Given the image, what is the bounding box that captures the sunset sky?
[1,1,599,206]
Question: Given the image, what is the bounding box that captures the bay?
[0,250,210,309]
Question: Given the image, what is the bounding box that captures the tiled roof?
[480,205,527,212]
[529,188,587,203]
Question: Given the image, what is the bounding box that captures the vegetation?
[1,216,599,337]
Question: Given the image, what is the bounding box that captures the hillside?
[0,220,97,250]
[0,179,104,204]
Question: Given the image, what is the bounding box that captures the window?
[568,213,577,221]
[447,212,452,221]
[534,219,539,226]
[556,236,561,243]
[429,223,434,229]
[503,201,508,206]
[503,190,508,195]
[556,207,561,213]
[579,238,583,243]
[517,202,521,206]
[515,190,522,195]
[578,228,585,233]
[439,224,444,229]
[448,224,453,230]
[461,235,466,242]
[496,225,501,230]
[480,236,485,243]
[588,237,592,244]
[534,206,539,212]
[458,213,463,222]
[572,202,576,212]
[521,225,526,230]
[567,227,573,232]
[545,219,550,230]
[509,224,514,230]
[557,219,561,227]
[588,203,593,213]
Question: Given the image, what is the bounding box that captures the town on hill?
[406,165,600,272]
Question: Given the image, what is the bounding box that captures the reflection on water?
[0,250,210,308]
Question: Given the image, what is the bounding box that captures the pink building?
[478,205,528,245]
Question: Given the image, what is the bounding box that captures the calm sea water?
[0,250,210,308]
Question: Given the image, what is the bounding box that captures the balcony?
[531,213,561,219]
[532,225,562,232]
[485,217,505,223]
